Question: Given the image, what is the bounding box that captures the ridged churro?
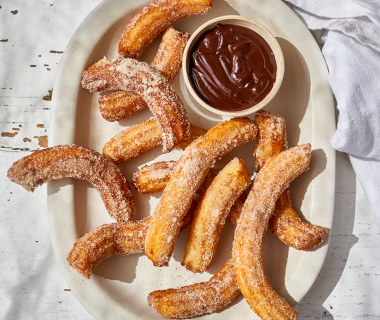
[145,117,258,267]
[132,161,218,195]
[254,110,328,250]
[68,200,197,279]
[7,145,135,222]
[132,159,245,226]
[233,144,311,320]
[151,26,190,82]
[148,259,240,319]
[103,119,206,164]
[118,0,212,59]
[182,158,250,273]
[99,27,190,122]
[81,57,190,153]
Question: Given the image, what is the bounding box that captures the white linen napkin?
[283,0,380,229]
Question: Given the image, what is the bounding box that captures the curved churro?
[118,0,212,59]
[68,200,197,279]
[81,57,190,153]
[254,110,328,250]
[145,117,258,267]
[103,119,207,164]
[148,259,240,319]
[99,27,190,122]
[182,158,250,273]
[233,144,311,320]
[7,145,135,222]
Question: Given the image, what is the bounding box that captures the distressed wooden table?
[1,1,379,319]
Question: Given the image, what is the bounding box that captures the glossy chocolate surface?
[190,24,277,111]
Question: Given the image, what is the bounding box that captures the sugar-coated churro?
[68,200,197,279]
[132,161,218,195]
[148,259,240,319]
[151,26,190,82]
[182,158,250,273]
[118,0,212,59]
[103,119,206,164]
[81,57,190,153]
[145,117,257,267]
[254,110,328,250]
[7,145,135,222]
[99,27,190,122]
[233,144,311,320]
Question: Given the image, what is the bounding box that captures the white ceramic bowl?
[182,15,285,117]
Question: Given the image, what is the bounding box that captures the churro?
[145,117,257,267]
[151,26,190,82]
[254,110,328,250]
[68,200,197,279]
[103,119,206,164]
[98,91,147,122]
[81,57,190,152]
[99,27,190,122]
[132,161,218,195]
[7,145,135,222]
[233,144,311,320]
[148,259,240,319]
[182,158,250,273]
[118,0,212,59]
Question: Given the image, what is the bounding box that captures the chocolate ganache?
[190,24,277,111]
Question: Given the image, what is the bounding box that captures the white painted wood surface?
[1,1,379,319]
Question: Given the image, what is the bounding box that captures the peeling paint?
[43,89,53,101]
[34,135,48,147]
[1,39,9,42]
[11,10,18,15]
[50,50,63,54]
[30,65,36,67]
[12,128,20,131]
[2,132,18,137]
[37,124,45,128]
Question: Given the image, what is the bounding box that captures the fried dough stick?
[182,158,251,273]
[145,117,258,267]
[103,119,207,164]
[118,0,212,58]
[233,144,311,320]
[99,27,190,122]
[7,145,135,222]
[148,259,239,319]
[254,110,328,250]
[81,57,190,153]
[67,201,197,279]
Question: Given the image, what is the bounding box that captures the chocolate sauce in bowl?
[190,24,277,111]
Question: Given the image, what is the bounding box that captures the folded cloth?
[284,0,380,229]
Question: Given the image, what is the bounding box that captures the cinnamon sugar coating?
[233,144,312,320]
[7,145,135,222]
[99,91,148,122]
[67,201,197,279]
[103,119,206,164]
[151,26,190,82]
[145,117,258,267]
[132,161,218,195]
[118,0,212,59]
[99,27,190,122]
[182,158,251,273]
[81,57,190,152]
[148,259,240,319]
[254,110,328,250]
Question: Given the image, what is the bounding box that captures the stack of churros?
[6,0,330,318]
